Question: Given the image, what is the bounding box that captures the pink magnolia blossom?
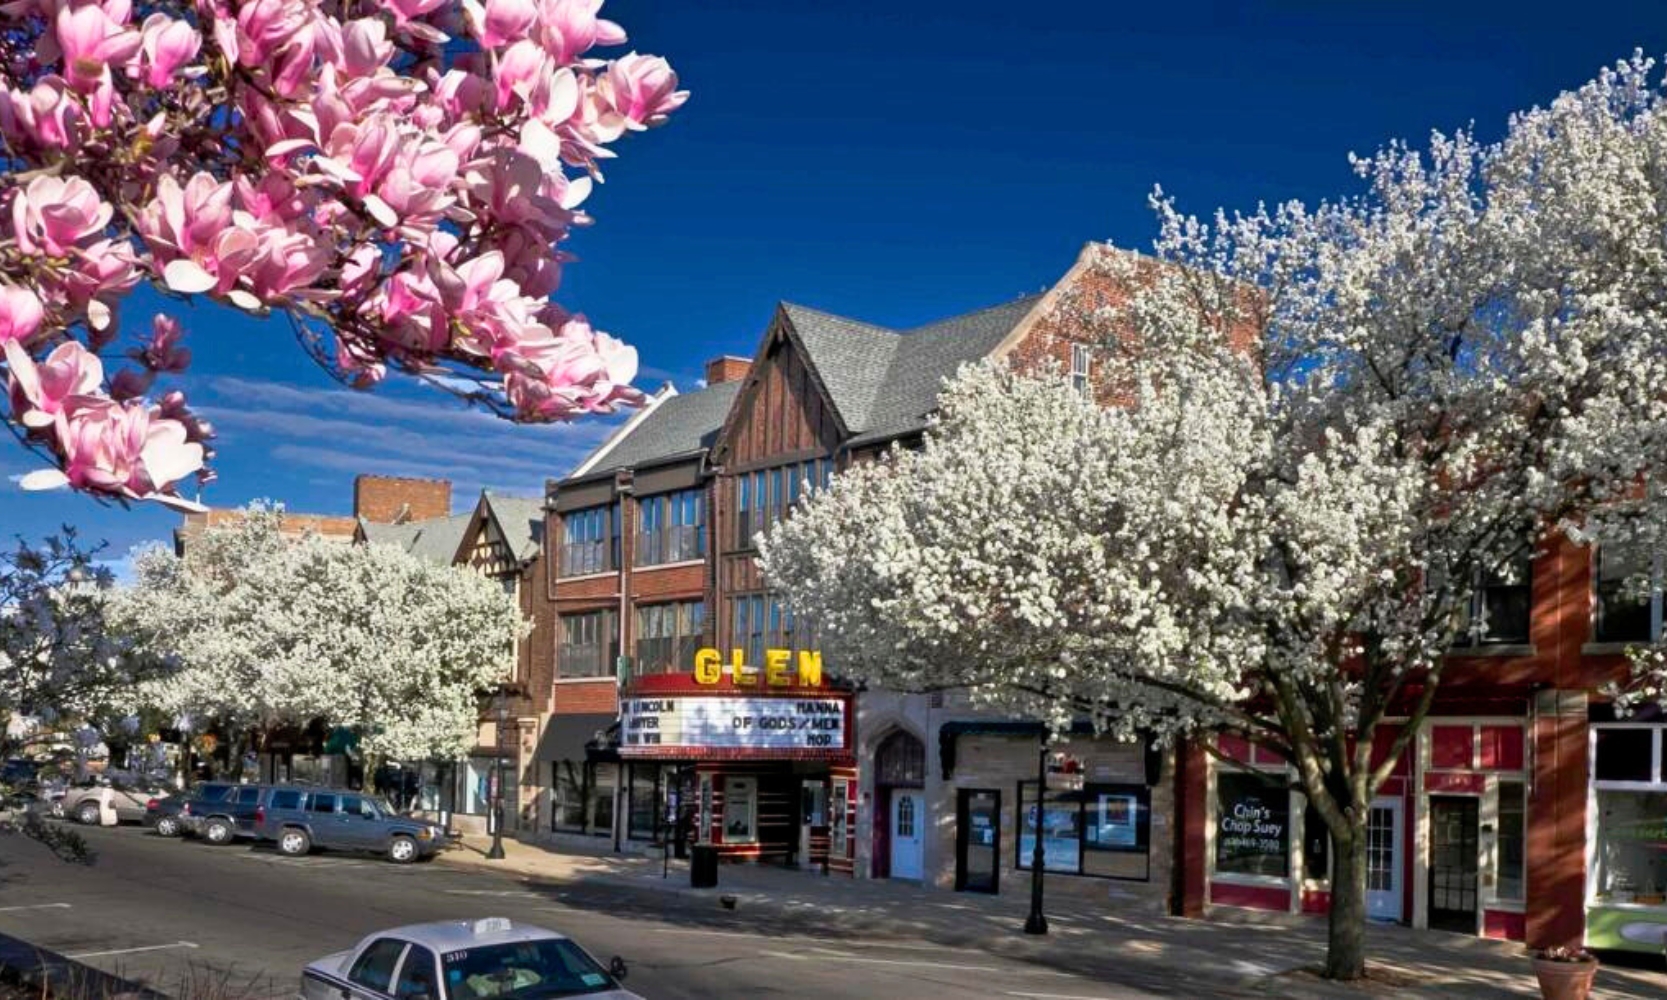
[138,14,201,88]
[22,398,206,509]
[0,0,682,508]
[4,338,102,429]
[55,3,142,126]
[12,176,112,256]
[0,286,45,346]
[598,53,687,130]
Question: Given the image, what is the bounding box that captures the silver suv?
[254,787,447,864]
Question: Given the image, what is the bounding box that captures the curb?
[0,931,168,1000]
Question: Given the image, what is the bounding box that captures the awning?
[535,713,617,763]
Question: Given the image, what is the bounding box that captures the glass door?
[956,788,1000,893]
[1366,798,1403,922]
[1428,796,1479,933]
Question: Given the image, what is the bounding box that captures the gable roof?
[481,493,544,562]
[359,512,475,565]
[778,303,902,433]
[570,379,742,480]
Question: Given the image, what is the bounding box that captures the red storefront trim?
[1210,881,1289,912]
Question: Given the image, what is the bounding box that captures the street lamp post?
[486,686,508,861]
[1023,740,1049,935]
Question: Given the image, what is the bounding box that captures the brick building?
[534,245,1174,910]
[1175,528,1667,954]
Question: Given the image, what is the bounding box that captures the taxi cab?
[301,918,641,1000]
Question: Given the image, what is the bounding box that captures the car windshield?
[441,939,617,999]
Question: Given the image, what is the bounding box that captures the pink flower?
[12,175,112,257]
[535,0,625,65]
[494,38,549,111]
[4,338,103,429]
[55,3,142,126]
[108,366,154,400]
[138,13,201,88]
[339,18,393,77]
[598,53,686,129]
[0,79,84,152]
[135,314,190,372]
[469,0,536,48]
[25,397,207,509]
[0,286,45,346]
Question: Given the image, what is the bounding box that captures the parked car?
[144,795,188,837]
[182,782,268,844]
[255,786,448,863]
[301,918,637,1000]
[61,778,171,826]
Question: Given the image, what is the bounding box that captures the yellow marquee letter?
[765,648,791,686]
[796,650,823,687]
[693,648,722,685]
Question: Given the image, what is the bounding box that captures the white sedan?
[301,918,643,1000]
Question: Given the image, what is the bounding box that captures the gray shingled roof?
[579,380,742,478]
[360,512,474,565]
[482,494,544,562]
[850,295,1042,445]
[779,303,901,432]
[563,294,1040,475]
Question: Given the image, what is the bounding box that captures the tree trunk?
[1324,830,1369,981]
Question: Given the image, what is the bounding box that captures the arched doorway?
[873,729,926,880]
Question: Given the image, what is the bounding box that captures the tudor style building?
[536,245,1177,910]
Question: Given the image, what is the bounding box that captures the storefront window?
[698,775,713,844]
[463,756,495,815]
[723,777,758,842]
[1592,789,1667,904]
[1303,801,1331,882]
[628,764,659,842]
[1215,771,1290,878]
[830,780,849,859]
[1498,781,1526,902]
[1595,727,1656,783]
[1018,782,1150,880]
[590,763,618,835]
[552,761,587,831]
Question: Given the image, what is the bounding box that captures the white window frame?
[1070,344,1092,397]
[722,777,758,844]
[1593,546,1665,645]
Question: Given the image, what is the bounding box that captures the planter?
[1532,957,1598,1000]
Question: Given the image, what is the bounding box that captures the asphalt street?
[0,822,1162,1000]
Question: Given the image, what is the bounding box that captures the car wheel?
[75,801,101,825]
[155,816,181,837]
[203,818,234,845]
[387,835,418,864]
[277,828,311,857]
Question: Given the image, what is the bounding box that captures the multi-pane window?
[637,488,706,566]
[733,458,834,548]
[1454,551,1532,646]
[635,601,705,675]
[728,593,812,672]
[1497,781,1526,902]
[560,504,619,576]
[559,609,619,679]
[1596,545,1662,643]
[1017,781,1152,881]
[1070,343,1092,397]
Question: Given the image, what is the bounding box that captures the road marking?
[1007,993,1124,999]
[443,889,539,898]
[0,903,71,913]
[66,941,198,959]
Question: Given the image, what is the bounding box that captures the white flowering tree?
[1,529,158,743]
[114,505,525,774]
[762,55,1667,981]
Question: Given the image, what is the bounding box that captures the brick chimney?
[704,356,751,385]
[354,475,452,524]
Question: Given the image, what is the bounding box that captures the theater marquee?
[620,695,849,757]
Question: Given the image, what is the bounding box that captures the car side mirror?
[608,956,628,981]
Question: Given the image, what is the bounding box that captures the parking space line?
[0,903,71,913]
[66,941,198,959]
[1007,993,1124,999]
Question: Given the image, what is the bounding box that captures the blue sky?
[4,0,1666,570]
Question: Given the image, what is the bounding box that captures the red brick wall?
[705,356,751,385]
[354,475,452,523]
[554,679,618,715]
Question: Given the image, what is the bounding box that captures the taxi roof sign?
[472,917,512,936]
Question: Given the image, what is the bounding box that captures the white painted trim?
[1412,725,1430,930]
[631,558,707,574]
[569,382,678,478]
[553,676,614,685]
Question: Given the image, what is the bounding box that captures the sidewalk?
[436,835,1667,998]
